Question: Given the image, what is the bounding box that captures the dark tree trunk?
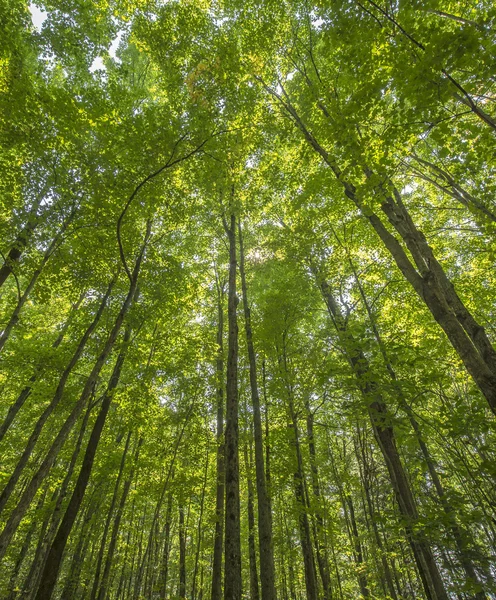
[211,272,225,600]
[90,431,132,600]
[243,439,260,600]
[97,437,143,600]
[178,505,187,599]
[223,212,242,600]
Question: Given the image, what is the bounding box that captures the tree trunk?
[345,494,370,598]
[279,340,318,600]
[211,272,225,600]
[223,211,242,600]
[97,437,143,600]
[178,505,187,599]
[157,491,173,600]
[243,438,260,600]
[90,431,132,600]
[192,446,209,600]
[304,397,332,600]
[270,86,496,414]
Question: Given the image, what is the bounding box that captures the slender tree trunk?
[192,445,209,600]
[346,493,370,598]
[327,435,369,598]
[211,272,225,600]
[223,211,242,600]
[178,505,187,599]
[97,437,143,600]
[157,491,173,600]
[279,340,318,600]
[243,438,260,600]
[238,221,277,600]
[262,360,272,506]
[304,398,332,600]
[90,431,132,600]
[137,402,192,597]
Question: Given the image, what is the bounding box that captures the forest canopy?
[1,0,496,599]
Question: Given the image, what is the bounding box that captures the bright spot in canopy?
[29,3,47,31]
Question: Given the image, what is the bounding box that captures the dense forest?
[1,1,496,599]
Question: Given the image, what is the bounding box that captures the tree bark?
[211,272,225,600]
[97,436,143,600]
[178,505,187,599]
[244,438,260,600]
[223,211,242,600]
